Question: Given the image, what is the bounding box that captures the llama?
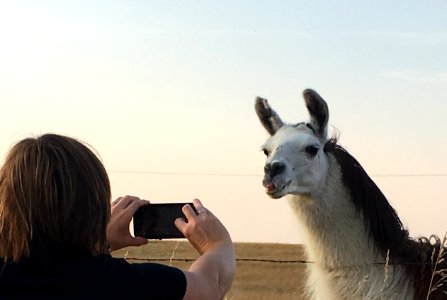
[255,89,446,300]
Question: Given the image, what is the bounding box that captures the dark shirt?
[0,245,186,300]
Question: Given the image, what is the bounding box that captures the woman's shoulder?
[101,254,185,281]
[96,255,187,299]
[0,254,186,300]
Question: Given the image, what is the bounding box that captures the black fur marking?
[305,123,316,134]
[293,122,305,127]
[303,89,329,137]
[255,97,283,135]
[292,122,316,135]
[324,138,447,299]
[324,139,408,259]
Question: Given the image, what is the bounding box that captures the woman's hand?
[106,195,149,252]
[175,199,232,255]
[175,199,236,300]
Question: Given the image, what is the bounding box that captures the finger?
[123,199,150,218]
[116,195,140,209]
[111,197,123,206]
[192,198,203,211]
[114,196,133,208]
[182,204,197,221]
[192,199,210,216]
[174,217,188,233]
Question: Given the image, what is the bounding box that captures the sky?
[0,1,446,244]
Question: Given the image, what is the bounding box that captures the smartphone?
[133,203,196,239]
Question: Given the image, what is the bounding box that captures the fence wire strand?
[116,256,439,266]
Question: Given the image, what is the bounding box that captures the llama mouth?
[264,182,276,194]
[264,180,292,197]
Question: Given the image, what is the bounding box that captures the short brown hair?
[0,134,111,261]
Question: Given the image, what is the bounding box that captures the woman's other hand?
[106,195,149,252]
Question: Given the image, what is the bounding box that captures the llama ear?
[303,89,329,141]
[255,97,284,135]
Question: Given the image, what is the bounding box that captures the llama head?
[255,89,330,198]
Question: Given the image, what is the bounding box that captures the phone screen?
[133,203,195,239]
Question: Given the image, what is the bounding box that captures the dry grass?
[113,238,447,299]
[112,241,308,299]
[426,233,447,299]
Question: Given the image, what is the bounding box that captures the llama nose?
[265,162,286,177]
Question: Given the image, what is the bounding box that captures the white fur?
[287,153,414,299]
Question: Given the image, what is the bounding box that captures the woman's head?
[0,134,111,261]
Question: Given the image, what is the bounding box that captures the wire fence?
[116,256,443,266]
[119,257,311,264]
[108,169,447,178]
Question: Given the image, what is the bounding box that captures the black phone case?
[133,203,195,239]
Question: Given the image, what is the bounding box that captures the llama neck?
[287,145,421,299]
[288,153,383,269]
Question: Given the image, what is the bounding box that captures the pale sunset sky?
[0,1,446,244]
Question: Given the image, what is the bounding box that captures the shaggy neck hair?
[323,138,408,261]
[324,138,446,299]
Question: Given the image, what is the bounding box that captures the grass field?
[112,241,308,299]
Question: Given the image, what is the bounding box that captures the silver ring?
[197,208,207,215]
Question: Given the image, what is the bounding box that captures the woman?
[0,134,235,299]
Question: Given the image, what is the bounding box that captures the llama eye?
[263,149,270,156]
[305,145,320,158]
